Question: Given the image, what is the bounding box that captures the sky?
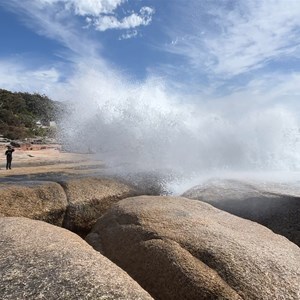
[1,0,300,171]
[0,0,300,101]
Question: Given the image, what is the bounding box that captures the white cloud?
[69,0,124,16]
[93,7,154,31]
[0,59,60,94]
[0,1,102,58]
[32,0,154,32]
[37,0,124,15]
[166,0,300,77]
[119,30,138,40]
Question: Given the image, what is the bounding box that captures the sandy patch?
[0,146,104,177]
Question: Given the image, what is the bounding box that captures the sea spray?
[56,66,300,193]
[60,94,300,172]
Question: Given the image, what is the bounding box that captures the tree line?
[0,89,65,140]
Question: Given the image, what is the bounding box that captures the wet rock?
[116,171,172,195]
[60,177,138,235]
[182,179,300,246]
[0,217,153,300]
[86,196,300,300]
[0,181,67,226]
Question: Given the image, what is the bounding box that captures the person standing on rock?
[5,145,14,170]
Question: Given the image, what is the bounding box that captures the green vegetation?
[0,89,64,140]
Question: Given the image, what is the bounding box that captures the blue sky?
[1,0,300,105]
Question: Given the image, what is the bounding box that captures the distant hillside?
[0,89,65,140]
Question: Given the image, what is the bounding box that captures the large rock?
[86,196,300,300]
[0,181,67,226]
[60,177,138,235]
[0,217,153,300]
[182,179,300,246]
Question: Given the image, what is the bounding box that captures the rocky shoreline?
[0,151,299,299]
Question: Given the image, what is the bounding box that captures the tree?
[0,89,63,139]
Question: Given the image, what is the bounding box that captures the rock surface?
[182,179,300,246]
[0,217,153,300]
[86,196,300,300]
[60,177,138,235]
[0,181,67,226]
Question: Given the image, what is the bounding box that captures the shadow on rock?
[182,179,300,246]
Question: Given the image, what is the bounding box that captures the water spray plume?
[54,62,300,196]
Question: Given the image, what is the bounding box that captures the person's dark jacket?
[5,149,14,160]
